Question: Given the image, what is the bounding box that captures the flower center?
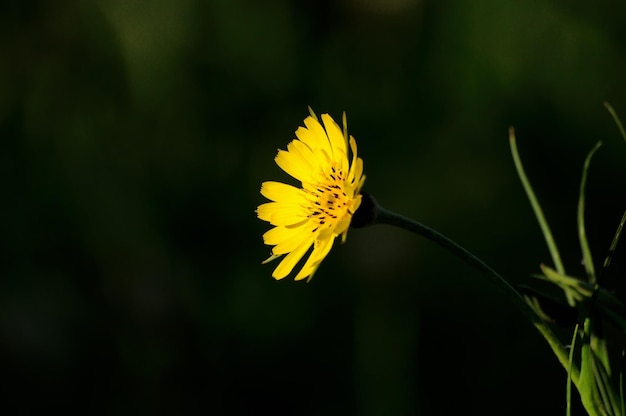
[307,165,352,232]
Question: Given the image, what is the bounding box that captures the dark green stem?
[357,194,580,386]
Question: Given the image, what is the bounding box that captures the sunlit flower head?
[257,108,366,281]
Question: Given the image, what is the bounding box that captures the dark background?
[1,1,626,414]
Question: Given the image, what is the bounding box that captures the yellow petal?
[260,181,307,203]
[287,139,316,170]
[263,224,315,255]
[351,158,364,188]
[347,136,359,184]
[303,116,332,152]
[256,202,308,226]
[321,113,347,159]
[262,224,304,245]
[350,194,363,214]
[294,237,334,281]
[356,174,366,195]
[331,216,350,239]
[272,236,315,280]
[294,126,322,155]
[275,149,315,183]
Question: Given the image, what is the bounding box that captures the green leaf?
[509,128,570,304]
[591,342,622,415]
[538,265,626,333]
[601,209,626,273]
[604,102,626,145]
[539,265,594,302]
[578,141,602,284]
[579,318,608,416]
[567,324,580,416]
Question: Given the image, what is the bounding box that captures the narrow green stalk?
[509,129,566,276]
[602,209,626,273]
[578,141,602,284]
[370,202,580,386]
[510,128,577,308]
[567,324,579,416]
[604,102,626,143]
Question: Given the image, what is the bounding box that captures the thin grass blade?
[567,324,580,416]
[602,209,626,272]
[509,128,570,303]
[604,102,626,144]
[579,318,607,415]
[578,141,602,284]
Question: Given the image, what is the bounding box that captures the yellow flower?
[257,108,366,281]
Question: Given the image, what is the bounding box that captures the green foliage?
[568,324,581,416]
[510,130,572,305]
[511,105,626,415]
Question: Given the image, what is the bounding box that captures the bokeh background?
[1,0,626,414]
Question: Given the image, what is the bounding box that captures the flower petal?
[262,224,304,245]
[263,224,316,255]
[321,113,347,160]
[347,136,359,183]
[294,126,320,154]
[287,139,316,169]
[272,236,315,279]
[260,181,307,203]
[303,116,332,153]
[275,149,315,183]
[294,237,335,281]
[333,215,351,237]
[256,202,308,226]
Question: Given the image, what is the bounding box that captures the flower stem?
[360,194,580,386]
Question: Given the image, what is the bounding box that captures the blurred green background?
[1,0,626,414]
